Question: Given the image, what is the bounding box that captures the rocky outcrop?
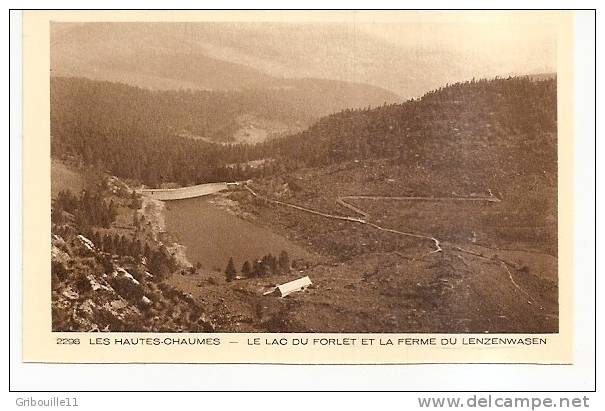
[51,234,214,332]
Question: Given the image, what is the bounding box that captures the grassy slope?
[209,161,558,333]
[51,159,85,198]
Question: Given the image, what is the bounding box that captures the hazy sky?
[51,13,560,97]
[358,12,557,77]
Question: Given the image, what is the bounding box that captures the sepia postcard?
[21,10,574,363]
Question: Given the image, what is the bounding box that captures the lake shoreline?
[162,193,316,273]
[138,195,194,270]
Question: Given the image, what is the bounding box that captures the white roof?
[276,276,312,297]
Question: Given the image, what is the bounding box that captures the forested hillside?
[267,76,557,188]
[51,77,397,142]
[277,76,556,158]
[51,76,556,188]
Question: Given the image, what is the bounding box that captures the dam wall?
[140,182,229,201]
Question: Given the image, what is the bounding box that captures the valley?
[142,146,557,333]
[155,171,557,333]
[50,75,559,333]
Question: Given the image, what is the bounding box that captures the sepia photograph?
[48,13,560,335]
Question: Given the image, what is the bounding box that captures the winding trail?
[244,185,499,257]
[242,183,545,308]
[242,183,544,305]
[244,185,367,224]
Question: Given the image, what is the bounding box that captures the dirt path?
[242,183,548,303]
[244,185,367,224]
[339,190,501,204]
[244,185,499,257]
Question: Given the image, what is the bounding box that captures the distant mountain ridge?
[51,76,556,191]
[51,76,398,145]
[51,23,402,97]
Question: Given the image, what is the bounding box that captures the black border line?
[8,8,598,393]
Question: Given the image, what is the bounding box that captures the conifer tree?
[278,250,290,273]
[241,261,252,278]
[225,257,237,282]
